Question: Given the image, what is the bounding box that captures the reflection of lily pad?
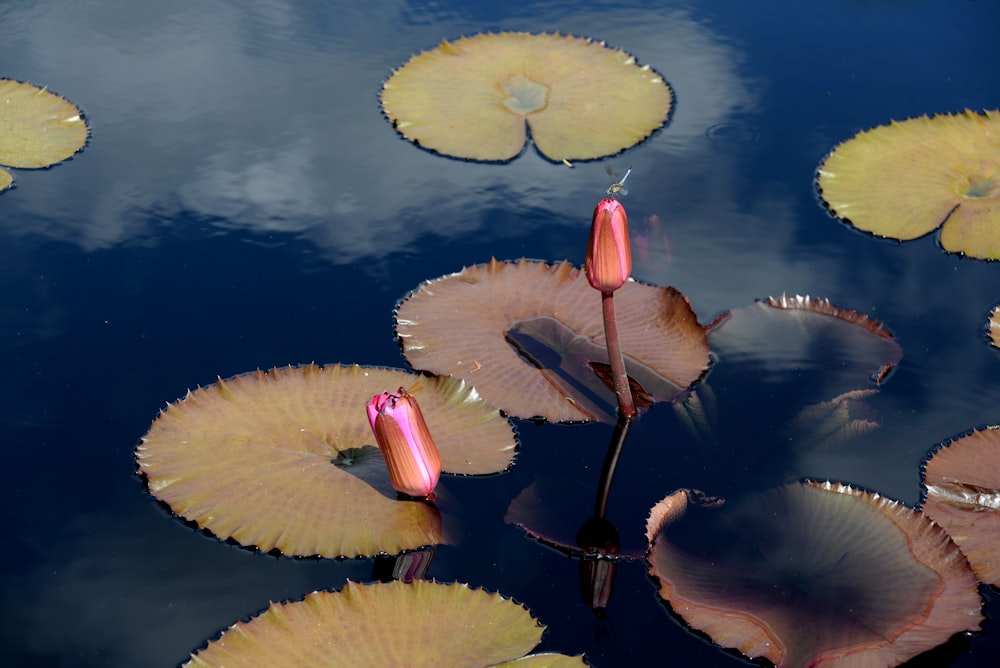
[921,426,1000,585]
[782,389,881,450]
[380,32,672,162]
[504,480,643,561]
[817,110,1000,259]
[185,580,588,667]
[395,259,710,423]
[136,364,517,558]
[646,482,983,668]
[0,79,89,192]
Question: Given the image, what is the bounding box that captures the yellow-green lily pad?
[817,110,1000,259]
[184,580,587,667]
[380,32,672,162]
[136,364,518,558]
[0,78,88,170]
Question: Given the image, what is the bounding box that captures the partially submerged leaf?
[136,364,517,558]
[185,580,584,667]
[395,259,710,423]
[673,296,899,473]
[380,32,672,162]
[646,482,983,667]
[817,109,1000,259]
[921,426,1000,585]
[708,295,900,391]
[0,78,88,169]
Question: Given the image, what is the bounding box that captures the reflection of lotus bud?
[585,198,632,292]
[366,388,442,498]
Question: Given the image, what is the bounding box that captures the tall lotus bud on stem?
[585,198,636,419]
[585,198,632,293]
[366,388,442,499]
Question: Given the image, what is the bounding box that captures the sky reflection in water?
[1,0,999,666]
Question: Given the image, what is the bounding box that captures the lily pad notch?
[380,32,673,163]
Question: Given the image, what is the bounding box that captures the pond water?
[2,0,999,666]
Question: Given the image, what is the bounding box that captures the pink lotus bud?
[366,388,442,498]
[585,198,632,292]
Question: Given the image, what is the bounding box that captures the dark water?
[2,0,999,666]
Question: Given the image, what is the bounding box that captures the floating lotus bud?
[0,79,89,193]
[136,364,517,558]
[184,580,589,667]
[586,198,632,293]
[817,109,1000,259]
[921,426,1000,585]
[646,482,983,667]
[367,388,442,498]
[380,32,672,162]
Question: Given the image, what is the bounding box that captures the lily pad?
[921,426,1000,585]
[817,109,1000,259]
[673,295,899,464]
[380,32,672,162]
[988,303,1000,349]
[395,259,710,423]
[0,79,89,192]
[185,580,588,667]
[136,364,517,558]
[646,482,983,668]
[708,295,900,389]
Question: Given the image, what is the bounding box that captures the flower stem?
[601,290,636,419]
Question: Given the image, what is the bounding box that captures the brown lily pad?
[184,580,587,667]
[0,79,88,179]
[646,482,983,668]
[817,109,1000,259]
[988,304,1000,349]
[380,32,672,162]
[395,259,710,423]
[706,294,899,392]
[921,426,1000,585]
[673,296,899,462]
[136,364,517,558]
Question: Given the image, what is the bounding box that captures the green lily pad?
[380,32,672,162]
[818,109,1000,259]
[185,580,587,667]
[136,364,517,558]
[0,78,88,170]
